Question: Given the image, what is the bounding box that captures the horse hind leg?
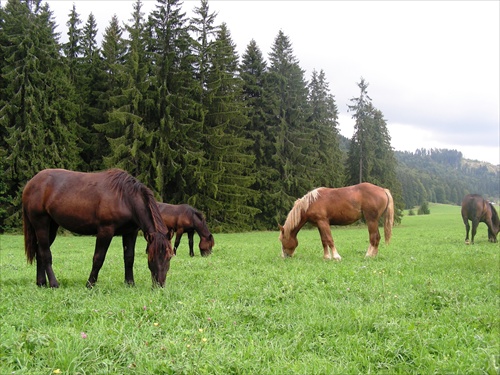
[366,221,381,257]
[173,230,184,256]
[33,219,59,288]
[463,218,471,245]
[470,219,479,244]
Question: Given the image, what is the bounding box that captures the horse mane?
[282,188,322,236]
[105,169,166,236]
[193,208,206,223]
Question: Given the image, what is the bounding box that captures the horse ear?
[278,224,284,232]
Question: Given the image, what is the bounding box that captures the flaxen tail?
[384,189,394,244]
[23,206,37,264]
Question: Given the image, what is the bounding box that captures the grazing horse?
[22,169,173,288]
[461,194,499,244]
[157,203,214,257]
[279,183,394,260]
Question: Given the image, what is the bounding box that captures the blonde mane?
[282,188,322,236]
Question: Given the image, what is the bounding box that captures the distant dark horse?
[279,183,394,260]
[157,203,214,257]
[461,194,499,244]
[22,169,174,288]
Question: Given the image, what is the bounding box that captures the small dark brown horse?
[461,194,499,244]
[157,203,214,257]
[22,169,173,288]
[279,183,394,260]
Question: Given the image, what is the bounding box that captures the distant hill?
[338,134,499,208]
[395,149,499,208]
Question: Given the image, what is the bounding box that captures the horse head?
[199,234,214,257]
[488,202,499,243]
[146,232,173,287]
[279,224,298,258]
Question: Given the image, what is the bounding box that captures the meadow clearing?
[0,203,499,374]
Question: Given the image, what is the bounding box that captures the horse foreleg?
[87,232,113,288]
[366,221,381,257]
[317,223,341,261]
[122,233,138,286]
[485,219,498,243]
[188,231,195,257]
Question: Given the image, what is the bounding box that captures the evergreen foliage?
[1,0,496,232]
[396,149,499,208]
[0,0,81,225]
[346,78,404,221]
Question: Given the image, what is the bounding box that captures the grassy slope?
[0,204,499,374]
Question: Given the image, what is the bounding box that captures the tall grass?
[1,203,498,374]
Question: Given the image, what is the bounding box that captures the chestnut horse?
[22,169,173,288]
[279,183,394,260]
[461,194,499,244]
[157,203,214,257]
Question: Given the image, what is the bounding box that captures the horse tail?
[23,206,37,264]
[383,189,394,244]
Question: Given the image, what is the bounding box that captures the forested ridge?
[0,0,497,234]
[395,148,499,209]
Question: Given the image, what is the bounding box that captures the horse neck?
[193,214,211,238]
[133,194,164,235]
[283,215,307,239]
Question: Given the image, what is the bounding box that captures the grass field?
[1,203,499,374]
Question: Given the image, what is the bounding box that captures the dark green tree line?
[1,0,405,232]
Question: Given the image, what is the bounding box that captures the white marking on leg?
[332,246,342,261]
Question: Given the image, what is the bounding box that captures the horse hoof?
[86,281,95,289]
[465,240,470,245]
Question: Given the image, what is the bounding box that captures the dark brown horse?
[461,194,499,244]
[279,183,394,260]
[22,169,174,288]
[157,203,214,257]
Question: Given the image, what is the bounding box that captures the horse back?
[158,203,194,230]
[23,169,134,234]
[310,183,387,224]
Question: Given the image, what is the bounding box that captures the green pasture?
[1,204,499,374]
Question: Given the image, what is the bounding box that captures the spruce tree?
[0,0,80,225]
[346,78,403,221]
[200,22,258,231]
[94,0,152,179]
[93,14,126,166]
[265,30,312,223]
[240,39,279,229]
[62,4,82,83]
[79,12,107,169]
[146,0,203,202]
[307,69,344,187]
[346,77,375,185]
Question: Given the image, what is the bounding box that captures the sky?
[45,0,500,165]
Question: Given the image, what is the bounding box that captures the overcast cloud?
[46,0,499,165]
